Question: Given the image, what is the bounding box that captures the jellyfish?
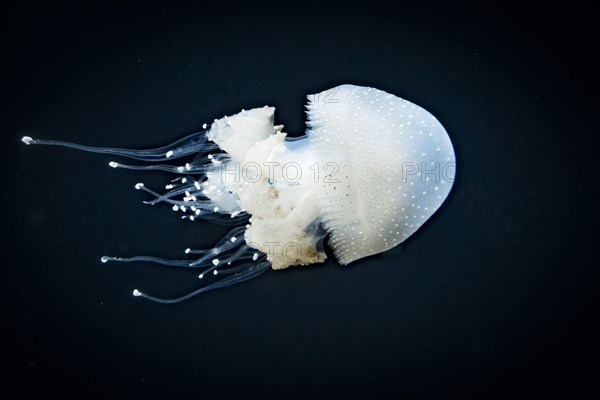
[21,84,456,303]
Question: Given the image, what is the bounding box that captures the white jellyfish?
[22,84,456,303]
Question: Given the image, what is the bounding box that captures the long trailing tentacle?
[21,131,217,162]
[108,161,212,174]
[102,226,268,303]
[132,260,270,304]
[102,227,248,267]
[108,153,225,174]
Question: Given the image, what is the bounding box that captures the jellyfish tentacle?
[188,226,246,267]
[134,182,193,204]
[101,226,248,270]
[21,131,216,162]
[104,228,269,304]
[132,260,270,304]
[133,183,214,213]
[134,181,238,221]
[221,244,251,265]
[108,161,212,174]
[100,256,192,267]
[217,256,267,275]
[196,244,261,278]
[138,181,203,205]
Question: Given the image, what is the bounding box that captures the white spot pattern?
[306,84,455,265]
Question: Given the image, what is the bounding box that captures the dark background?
[3,1,598,398]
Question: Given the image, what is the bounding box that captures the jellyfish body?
[22,84,455,303]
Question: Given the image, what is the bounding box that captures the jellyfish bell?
[22,84,456,303]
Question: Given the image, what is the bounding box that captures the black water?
[4,2,598,398]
